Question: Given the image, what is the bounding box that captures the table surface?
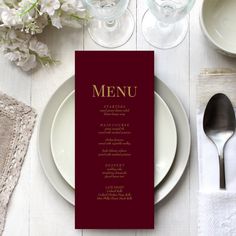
[2,0,236,235]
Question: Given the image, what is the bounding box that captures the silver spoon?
[203,93,235,189]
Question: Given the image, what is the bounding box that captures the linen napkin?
[0,92,36,235]
[197,69,236,236]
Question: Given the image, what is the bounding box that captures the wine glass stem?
[156,19,174,33]
[104,20,118,31]
[159,22,169,28]
[106,20,116,27]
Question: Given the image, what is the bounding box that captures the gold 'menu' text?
[92,84,137,98]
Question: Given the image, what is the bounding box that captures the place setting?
[37,73,191,206]
[35,0,236,231]
[1,0,236,234]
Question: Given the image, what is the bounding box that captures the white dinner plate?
[155,78,191,204]
[51,91,75,188]
[38,76,190,205]
[49,91,176,189]
[155,92,177,186]
[38,76,74,205]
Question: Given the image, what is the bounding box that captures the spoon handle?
[219,154,226,189]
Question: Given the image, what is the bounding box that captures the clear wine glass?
[142,0,195,49]
[85,0,134,48]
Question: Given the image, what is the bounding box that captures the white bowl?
[200,0,236,56]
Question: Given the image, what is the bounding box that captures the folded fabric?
[0,92,36,235]
[197,70,236,236]
[199,192,236,236]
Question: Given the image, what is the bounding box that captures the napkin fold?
[0,92,36,235]
[198,192,236,236]
[197,69,236,236]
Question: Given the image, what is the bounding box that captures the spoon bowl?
[203,93,235,189]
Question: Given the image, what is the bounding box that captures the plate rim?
[154,92,177,187]
[155,77,191,204]
[37,76,74,205]
[50,90,75,189]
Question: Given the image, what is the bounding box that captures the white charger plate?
[38,76,190,205]
[51,91,75,188]
[38,77,74,205]
[155,78,191,204]
[155,92,177,186]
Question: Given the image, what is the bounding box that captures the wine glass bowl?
[85,0,134,48]
[147,0,190,23]
[86,0,129,21]
[142,0,195,49]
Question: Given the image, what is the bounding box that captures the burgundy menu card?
[75,51,154,229]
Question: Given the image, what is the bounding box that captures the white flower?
[6,29,17,40]
[6,30,31,46]
[61,0,84,13]
[0,6,7,16]
[19,0,36,9]
[1,8,21,26]
[0,28,7,42]
[29,37,49,57]
[18,0,37,23]
[0,0,87,71]
[60,12,84,28]
[16,54,37,71]
[3,0,18,6]
[5,50,23,62]
[50,14,62,29]
[40,0,60,16]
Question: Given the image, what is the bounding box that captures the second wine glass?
[85,0,135,48]
[142,0,195,49]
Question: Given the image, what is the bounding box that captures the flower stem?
[70,13,91,21]
[20,0,39,17]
